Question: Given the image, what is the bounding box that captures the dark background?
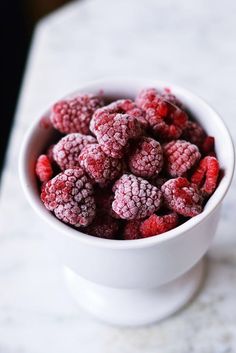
[1,0,71,180]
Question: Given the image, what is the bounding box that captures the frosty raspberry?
[140,212,179,238]
[191,156,219,195]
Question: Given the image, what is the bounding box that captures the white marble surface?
[1,0,236,351]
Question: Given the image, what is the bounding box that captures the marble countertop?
[0,0,236,351]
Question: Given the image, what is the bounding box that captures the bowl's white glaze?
[19,78,234,293]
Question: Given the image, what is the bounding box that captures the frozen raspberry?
[182,120,206,147]
[90,99,147,134]
[136,88,188,140]
[161,177,203,217]
[201,136,215,155]
[91,112,142,158]
[112,174,162,220]
[163,140,201,177]
[50,94,103,134]
[191,156,220,195]
[53,133,96,170]
[79,144,123,187]
[161,88,183,109]
[128,137,163,177]
[41,168,95,227]
[123,220,142,240]
[140,212,179,238]
[84,212,119,239]
[35,154,53,183]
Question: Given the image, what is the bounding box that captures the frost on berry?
[79,144,123,187]
[35,154,53,183]
[41,168,96,227]
[161,177,203,217]
[191,156,220,195]
[83,211,119,239]
[123,220,142,240]
[182,120,206,147]
[163,140,201,177]
[112,174,162,220]
[90,99,147,134]
[53,133,96,170]
[135,88,188,140]
[91,112,142,159]
[140,212,179,238]
[128,137,163,178]
[50,94,104,134]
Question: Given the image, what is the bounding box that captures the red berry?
[161,177,203,217]
[182,120,206,147]
[91,112,142,159]
[128,137,163,177]
[35,154,53,183]
[136,88,188,140]
[140,212,179,238]
[161,88,183,109]
[191,156,220,195]
[79,144,123,187]
[201,136,215,155]
[112,174,162,220]
[50,94,103,134]
[84,212,119,239]
[53,133,96,170]
[123,220,142,240]
[41,168,96,227]
[90,99,147,134]
[163,140,201,177]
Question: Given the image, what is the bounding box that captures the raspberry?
[50,94,103,134]
[112,174,162,220]
[53,133,96,170]
[91,112,142,158]
[90,99,147,134]
[201,136,215,155]
[182,120,206,147]
[191,156,220,195]
[84,212,119,239]
[123,220,141,240]
[41,168,95,227]
[79,144,123,187]
[35,154,53,183]
[128,137,163,177]
[140,212,179,238]
[136,88,188,140]
[161,177,203,217]
[161,88,183,109]
[163,140,201,177]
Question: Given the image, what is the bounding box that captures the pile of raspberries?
[36,87,220,240]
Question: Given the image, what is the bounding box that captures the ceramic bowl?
[19,78,234,326]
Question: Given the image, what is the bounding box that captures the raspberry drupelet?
[53,133,96,170]
[191,156,220,195]
[112,174,162,220]
[123,220,142,240]
[35,154,53,183]
[91,112,143,159]
[84,211,119,239]
[41,168,96,227]
[90,99,147,134]
[140,212,179,238]
[128,137,163,178]
[163,140,201,177]
[50,94,104,134]
[135,88,188,140]
[161,177,203,217]
[79,144,123,187]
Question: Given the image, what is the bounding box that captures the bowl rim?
[19,77,235,249]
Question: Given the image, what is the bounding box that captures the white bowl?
[19,78,235,326]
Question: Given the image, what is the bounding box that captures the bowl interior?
[19,78,235,248]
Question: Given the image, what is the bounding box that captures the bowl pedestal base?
[63,259,205,327]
